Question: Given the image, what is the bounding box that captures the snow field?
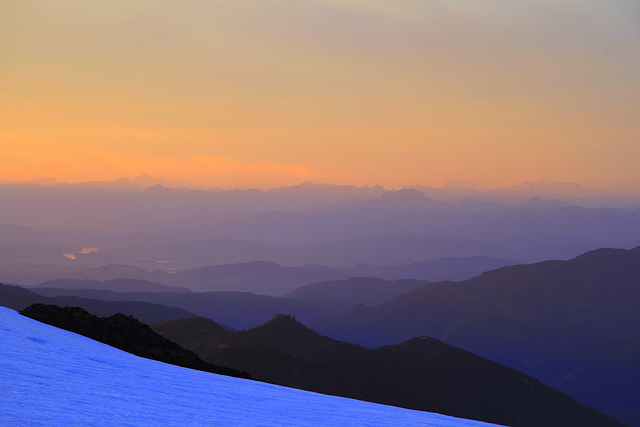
[0,307,497,426]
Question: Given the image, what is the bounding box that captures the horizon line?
[1,175,639,193]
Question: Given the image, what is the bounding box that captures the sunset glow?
[2,1,639,188]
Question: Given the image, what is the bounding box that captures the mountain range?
[2,179,640,292]
[3,177,639,207]
[313,246,640,426]
[31,256,517,295]
[152,313,622,427]
[7,245,639,424]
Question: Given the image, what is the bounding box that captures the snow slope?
[0,307,496,426]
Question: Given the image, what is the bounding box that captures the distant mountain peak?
[113,177,134,184]
[243,314,331,349]
[145,183,172,192]
[131,174,208,190]
[26,177,61,186]
[261,313,305,329]
[443,179,483,189]
[254,314,314,337]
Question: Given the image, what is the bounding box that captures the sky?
[1,0,639,189]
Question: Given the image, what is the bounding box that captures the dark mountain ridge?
[153,314,623,427]
[20,303,250,379]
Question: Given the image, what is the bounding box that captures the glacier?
[0,306,497,426]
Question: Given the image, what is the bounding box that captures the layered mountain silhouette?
[0,283,196,324]
[20,303,250,379]
[153,314,622,427]
[313,246,640,426]
[29,287,342,329]
[38,278,191,293]
[2,181,639,275]
[165,261,344,294]
[44,256,517,294]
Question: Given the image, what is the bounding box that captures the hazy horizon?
[2,174,640,193]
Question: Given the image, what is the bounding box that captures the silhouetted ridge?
[154,314,623,427]
[242,314,334,350]
[571,246,640,268]
[20,304,251,380]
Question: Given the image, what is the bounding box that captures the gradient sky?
[1,1,639,188]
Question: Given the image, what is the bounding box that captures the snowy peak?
[26,177,61,187]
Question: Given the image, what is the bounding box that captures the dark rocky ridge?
[154,314,624,427]
[20,303,251,380]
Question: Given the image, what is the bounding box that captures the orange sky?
[1,1,639,189]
